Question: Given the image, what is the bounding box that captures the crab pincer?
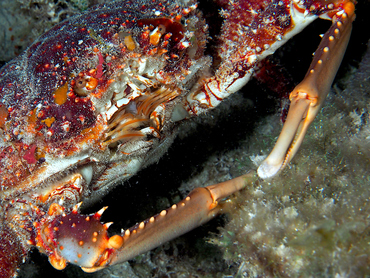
[258,1,356,178]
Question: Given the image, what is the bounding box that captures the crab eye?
[73,75,98,97]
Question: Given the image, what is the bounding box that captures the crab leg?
[45,172,254,272]
[104,172,253,268]
[257,2,356,179]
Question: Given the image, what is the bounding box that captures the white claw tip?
[257,160,283,179]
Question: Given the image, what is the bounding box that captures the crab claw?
[43,173,253,272]
[258,1,356,179]
[39,205,120,272]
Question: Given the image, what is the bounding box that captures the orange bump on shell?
[108,235,123,249]
[41,117,55,127]
[160,210,167,216]
[124,35,136,51]
[344,1,355,16]
[53,82,68,105]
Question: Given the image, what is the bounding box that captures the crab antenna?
[257,3,355,179]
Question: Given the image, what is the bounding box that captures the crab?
[0,0,357,277]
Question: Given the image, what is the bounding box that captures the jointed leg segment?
[104,172,254,269]
[257,2,355,179]
[49,172,255,272]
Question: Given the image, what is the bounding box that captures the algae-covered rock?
[0,0,101,62]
